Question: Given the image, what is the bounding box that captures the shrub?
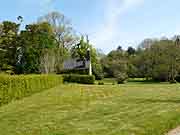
[92,63,104,80]
[63,74,95,84]
[98,82,104,85]
[152,65,169,82]
[60,69,88,75]
[116,72,128,84]
[175,75,180,82]
[169,79,177,84]
[0,75,63,106]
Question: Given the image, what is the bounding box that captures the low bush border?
[63,74,95,84]
[0,75,63,106]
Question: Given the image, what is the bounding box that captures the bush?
[116,73,128,84]
[152,65,169,82]
[63,74,95,84]
[0,75,63,106]
[169,79,177,84]
[98,82,104,85]
[175,75,180,82]
[60,69,88,75]
[92,63,104,80]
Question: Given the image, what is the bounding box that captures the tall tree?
[38,11,78,49]
[133,39,180,82]
[71,36,97,63]
[101,49,128,78]
[138,38,157,50]
[117,45,123,51]
[127,46,136,56]
[0,21,20,74]
[19,22,56,74]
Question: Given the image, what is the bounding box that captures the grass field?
[1,83,180,135]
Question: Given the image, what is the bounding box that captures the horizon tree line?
[1,11,180,83]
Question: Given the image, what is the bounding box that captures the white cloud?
[91,0,144,52]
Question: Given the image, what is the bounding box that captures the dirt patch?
[167,127,180,135]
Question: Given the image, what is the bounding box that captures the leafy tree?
[92,63,104,80]
[19,22,57,74]
[17,16,23,23]
[71,36,104,79]
[117,45,123,51]
[101,49,128,78]
[0,21,20,74]
[71,36,97,63]
[132,39,180,82]
[116,72,128,84]
[127,46,136,56]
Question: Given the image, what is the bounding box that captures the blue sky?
[0,0,180,53]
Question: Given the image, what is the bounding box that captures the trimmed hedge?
[175,75,180,83]
[0,75,63,106]
[63,74,95,84]
[60,69,88,75]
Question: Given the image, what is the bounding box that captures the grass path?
[1,84,180,135]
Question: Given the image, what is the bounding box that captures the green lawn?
[1,83,180,135]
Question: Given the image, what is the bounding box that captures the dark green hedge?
[60,69,88,75]
[63,74,95,84]
[175,75,180,82]
[0,75,63,106]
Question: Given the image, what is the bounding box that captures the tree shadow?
[130,98,180,104]
[128,79,165,84]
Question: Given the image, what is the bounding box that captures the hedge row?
[63,74,95,84]
[60,69,88,75]
[0,75,63,106]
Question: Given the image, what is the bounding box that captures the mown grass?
[1,83,180,135]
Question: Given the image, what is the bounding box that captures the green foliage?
[127,63,139,78]
[63,74,95,84]
[127,46,136,55]
[71,36,90,59]
[71,36,102,79]
[19,22,57,74]
[116,72,128,84]
[71,36,97,64]
[133,40,180,82]
[100,38,180,83]
[0,21,20,73]
[61,69,88,75]
[152,64,169,81]
[175,75,180,83]
[0,75,63,106]
[98,82,104,85]
[92,63,104,80]
[101,50,128,78]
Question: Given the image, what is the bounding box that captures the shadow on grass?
[100,78,165,85]
[130,98,180,104]
[128,78,165,84]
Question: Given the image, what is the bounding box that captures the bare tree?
[38,11,78,49]
[40,49,56,74]
[138,38,157,50]
[40,48,69,74]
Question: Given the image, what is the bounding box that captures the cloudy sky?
[0,0,180,53]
